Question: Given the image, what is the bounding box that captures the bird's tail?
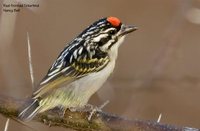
[18,99,41,121]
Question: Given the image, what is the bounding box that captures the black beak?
[119,25,138,36]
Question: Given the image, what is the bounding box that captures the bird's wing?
[33,43,109,98]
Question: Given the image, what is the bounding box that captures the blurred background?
[1,0,200,130]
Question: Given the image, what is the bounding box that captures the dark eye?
[109,30,116,35]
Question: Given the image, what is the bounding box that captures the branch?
[0,96,198,131]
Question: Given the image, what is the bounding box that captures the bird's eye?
[109,30,116,35]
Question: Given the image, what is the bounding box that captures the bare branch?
[0,96,198,131]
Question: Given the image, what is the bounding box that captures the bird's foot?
[60,107,67,117]
[67,100,109,121]
[87,100,110,121]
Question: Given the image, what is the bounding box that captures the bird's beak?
[119,24,138,36]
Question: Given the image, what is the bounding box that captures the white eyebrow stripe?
[104,28,115,33]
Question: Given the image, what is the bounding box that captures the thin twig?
[99,100,109,109]
[27,32,35,89]
[157,113,162,123]
[4,118,10,131]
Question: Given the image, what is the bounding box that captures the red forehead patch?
[107,17,121,27]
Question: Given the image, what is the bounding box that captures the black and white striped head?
[78,17,137,58]
[40,17,137,85]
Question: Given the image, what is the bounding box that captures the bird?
[18,16,137,121]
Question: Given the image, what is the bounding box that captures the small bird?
[19,16,137,121]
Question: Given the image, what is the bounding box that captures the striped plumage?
[18,17,137,121]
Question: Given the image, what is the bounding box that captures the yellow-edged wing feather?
[33,55,109,99]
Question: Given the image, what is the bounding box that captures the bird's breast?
[55,60,116,107]
[75,60,115,94]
